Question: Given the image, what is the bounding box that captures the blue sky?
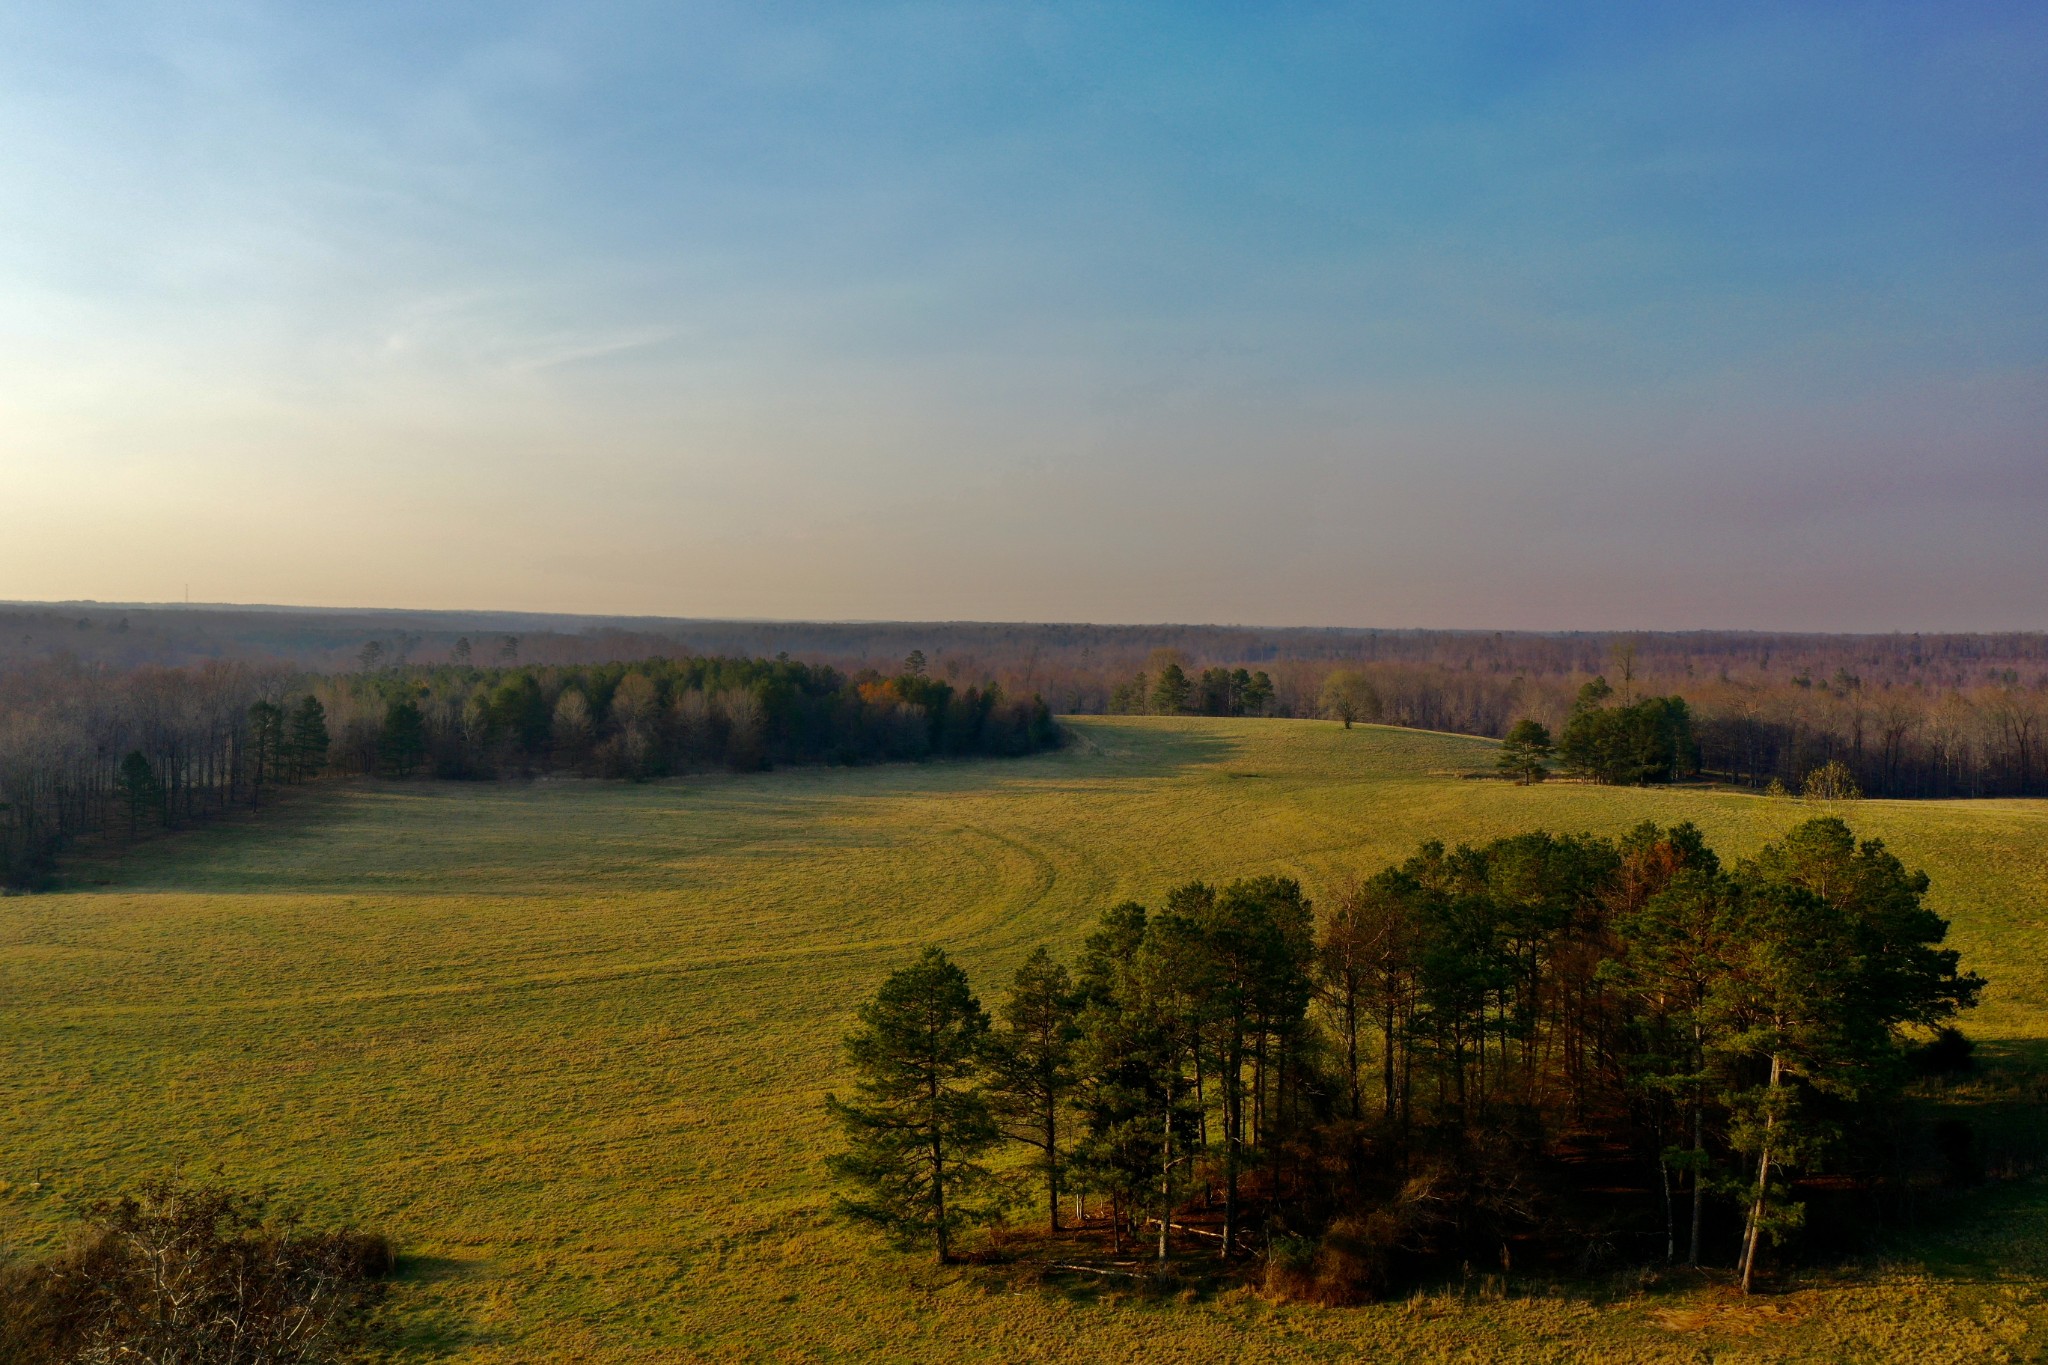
[3,2,2044,628]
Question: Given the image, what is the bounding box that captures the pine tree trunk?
[1381,999,1396,1122]
[1158,1081,1173,1263]
[1739,1051,1783,1293]
[1345,985,1361,1120]
[1688,1095,1706,1268]
[931,1071,949,1264]
[1221,1037,1240,1258]
[1045,1092,1060,1233]
[1689,1021,1707,1269]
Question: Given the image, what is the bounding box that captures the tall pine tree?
[826,948,998,1263]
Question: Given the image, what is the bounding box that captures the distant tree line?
[8,609,2044,797]
[1082,645,2043,800]
[827,818,1982,1298]
[0,660,321,888]
[0,653,1056,887]
[11,608,2042,699]
[313,654,1056,781]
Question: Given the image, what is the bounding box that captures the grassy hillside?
[3,717,2045,1362]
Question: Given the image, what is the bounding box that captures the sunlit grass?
[2,716,2045,1361]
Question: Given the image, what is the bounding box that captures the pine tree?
[117,751,158,837]
[1150,663,1192,715]
[246,700,285,807]
[1497,719,1553,784]
[288,696,330,781]
[1242,670,1274,715]
[377,699,427,778]
[1607,864,1739,1266]
[825,948,998,1262]
[984,948,1081,1232]
[1719,818,1982,1290]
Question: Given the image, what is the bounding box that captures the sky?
[2,2,2044,631]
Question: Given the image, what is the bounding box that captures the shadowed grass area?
[2,716,2046,1361]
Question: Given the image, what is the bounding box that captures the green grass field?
[4,717,2047,1362]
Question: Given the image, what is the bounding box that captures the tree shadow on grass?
[1878,1036,2048,1285]
[1027,721,1240,782]
[372,1254,500,1360]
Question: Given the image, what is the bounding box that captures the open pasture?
[3,716,2046,1362]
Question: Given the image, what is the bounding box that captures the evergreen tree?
[1107,673,1148,715]
[246,700,285,806]
[985,948,1081,1231]
[1607,861,1739,1266]
[1241,670,1274,716]
[825,948,999,1262]
[288,696,330,780]
[117,751,158,837]
[1069,900,1164,1251]
[1183,876,1315,1256]
[1150,663,1192,715]
[1497,719,1553,784]
[1718,818,1981,1290]
[377,698,427,778]
[1559,684,1695,785]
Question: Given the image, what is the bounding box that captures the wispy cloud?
[0,3,2042,627]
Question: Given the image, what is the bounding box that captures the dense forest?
[0,653,1055,888]
[827,818,1982,1296]
[6,605,2041,797]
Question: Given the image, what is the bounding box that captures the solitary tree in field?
[826,948,999,1263]
[1497,719,1554,784]
[984,948,1081,1231]
[1319,670,1378,728]
[1801,759,1861,802]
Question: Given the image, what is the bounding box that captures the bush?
[0,1179,393,1365]
[1802,759,1862,801]
[1261,1209,1413,1306]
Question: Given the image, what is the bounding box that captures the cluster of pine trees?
[826,818,1981,1296]
[315,654,1057,780]
[1107,663,1276,717]
[1491,679,1700,787]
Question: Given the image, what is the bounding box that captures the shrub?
[0,1179,393,1364]
[1802,759,1862,801]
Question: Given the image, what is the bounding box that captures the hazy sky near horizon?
[4,3,2045,630]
